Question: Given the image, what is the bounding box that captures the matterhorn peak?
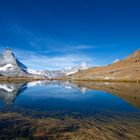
[0,48,29,76]
[0,48,17,65]
[5,47,13,52]
[0,48,49,78]
[3,48,15,57]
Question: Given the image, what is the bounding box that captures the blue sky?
[0,0,140,70]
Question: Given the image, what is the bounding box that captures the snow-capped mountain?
[41,62,89,78]
[0,48,29,77]
[0,48,89,78]
[0,48,46,78]
[61,62,89,75]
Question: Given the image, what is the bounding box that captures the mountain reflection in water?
[0,81,140,140]
[0,81,87,105]
[0,80,140,112]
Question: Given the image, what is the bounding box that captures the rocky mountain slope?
[67,49,140,81]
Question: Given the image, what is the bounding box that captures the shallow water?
[0,81,140,140]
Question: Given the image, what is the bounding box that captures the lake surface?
[0,81,140,140]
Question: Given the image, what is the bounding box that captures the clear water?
[0,81,140,116]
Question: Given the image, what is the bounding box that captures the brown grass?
[0,112,140,140]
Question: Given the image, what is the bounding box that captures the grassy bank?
[1,76,140,83]
[0,76,47,83]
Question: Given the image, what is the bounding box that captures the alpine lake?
[0,80,140,140]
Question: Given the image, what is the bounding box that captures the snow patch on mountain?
[26,69,42,75]
[61,62,89,75]
[0,63,14,71]
[66,70,79,75]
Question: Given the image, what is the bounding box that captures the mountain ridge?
[0,48,88,79]
[67,49,140,81]
[1,48,140,82]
